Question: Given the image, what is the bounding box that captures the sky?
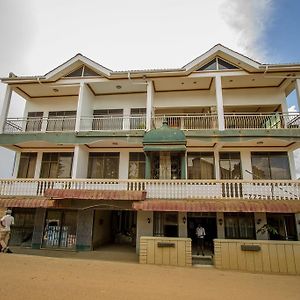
[0,0,300,177]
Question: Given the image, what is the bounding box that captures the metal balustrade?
[0,178,299,200]
[3,112,300,133]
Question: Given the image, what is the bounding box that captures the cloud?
[288,105,297,112]
[219,0,274,61]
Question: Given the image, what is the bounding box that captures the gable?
[197,57,239,71]
[65,65,102,77]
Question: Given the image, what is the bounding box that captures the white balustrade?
[0,179,299,200]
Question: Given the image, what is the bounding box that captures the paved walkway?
[0,250,299,300]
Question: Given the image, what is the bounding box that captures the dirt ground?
[0,252,299,300]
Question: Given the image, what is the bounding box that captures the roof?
[0,197,55,208]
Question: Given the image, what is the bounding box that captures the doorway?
[187,213,217,255]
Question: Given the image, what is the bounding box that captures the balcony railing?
[80,115,146,131]
[153,114,218,130]
[3,112,299,133]
[224,112,300,130]
[0,179,299,200]
[4,117,76,133]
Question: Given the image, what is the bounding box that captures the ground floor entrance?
[187,212,217,256]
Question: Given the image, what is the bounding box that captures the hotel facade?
[0,45,300,256]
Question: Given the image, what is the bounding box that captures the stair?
[192,254,214,266]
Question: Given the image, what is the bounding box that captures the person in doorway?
[195,224,206,256]
[0,209,14,253]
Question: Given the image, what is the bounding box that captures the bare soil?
[0,251,299,300]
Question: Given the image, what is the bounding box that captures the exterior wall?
[92,210,112,248]
[136,211,153,252]
[223,88,285,107]
[214,239,300,275]
[178,212,187,237]
[72,146,89,178]
[216,212,225,238]
[139,236,192,267]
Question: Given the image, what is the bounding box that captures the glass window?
[251,152,290,180]
[66,67,84,77]
[224,213,255,239]
[154,212,178,237]
[88,153,119,179]
[47,111,76,131]
[198,59,217,71]
[219,152,242,179]
[17,153,37,178]
[218,58,238,70]
[40,153,73,178]
[92,109,123,130]
[26,112,43,132]
[128,153,145,179]
[188,152,215,179]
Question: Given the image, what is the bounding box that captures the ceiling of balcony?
[88,81,147,95]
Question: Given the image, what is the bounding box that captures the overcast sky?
[0,0,300,177]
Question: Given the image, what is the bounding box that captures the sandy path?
[0,254,299,300]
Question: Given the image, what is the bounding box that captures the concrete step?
[192,255,214,265]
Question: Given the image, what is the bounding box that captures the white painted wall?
[72,145,89,179]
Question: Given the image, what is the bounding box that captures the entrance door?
[187,213,217,255]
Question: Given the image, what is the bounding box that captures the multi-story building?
[0,44,300,254]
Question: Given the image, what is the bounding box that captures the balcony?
[3,112,300,134]
[0,179,299,200]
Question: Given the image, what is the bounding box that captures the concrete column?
[119,151,129,179]
[76,209,94,251]
[240,150,252,180]
[215,76,225,130]
[34,152,43,179]
[216,212,225,238]
[255,212,268,240]
[72,145,89,179]
[145,154,151,179]
[0,85,12,133]
[214,150,220,179]
[41,111,48,132]
[123,107,131,130]
[288,150,297,180]
[146,81,154,131]
[181,153,187,179]
[32,208,46,249]
[136,211,153,252]
[178,212,187,237]
[295,79,300,111]
[12,152,21,178]
[75,82,85,132]
[295,213,300,241]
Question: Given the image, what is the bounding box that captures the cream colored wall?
[93,94,147,111]
[92,210,112,248]
[24,97,78,116]
[154,90,215,108]
[139,236,192,267]
[72,146,89,179]
[136,211,153,252]
[223,88,285,107]
[178,212,187,237]
[214,239,300,274]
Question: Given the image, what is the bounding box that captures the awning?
[143,145,186,152]
[133,199,300,213]
[45,189,146,201]
[0,197,55,208]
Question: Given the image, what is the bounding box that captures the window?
[66,66,100,77]
[128,153,145,179]
[188,152,215,179]
[47,111,76,131]
[154,212,178,237]
[251,152,290,180]
[93,109,123,130]
[17,153,37,178]
[224,213,255,239]
[130,108,146,129]
[219,152,242,179]
[26,112,43,132]
[197,57,238,71]
[40,153,73,178]
[88,153,119,179]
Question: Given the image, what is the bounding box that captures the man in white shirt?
[0,209,14,253]
[195,224,206,256]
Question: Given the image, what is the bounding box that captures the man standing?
[0,209,14,253]
[195,224,206,256]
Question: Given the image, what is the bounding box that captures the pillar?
[119,151,129,179]
[215,76,225,130]
[12,152,21,178]
[34,152,43,179]
[146,81,154,131]
[240,150,253,180]
[75,82,85,132]
[181,153,187,179]
[288,150,297,180]
[136,211,153,252]
[0,85,12,133]
[72,145,89,179]
[214,150,220,179]
[76,209,94,251]
[178,212,187,237]
[255,212,268,240]
[145,153,151,179]
[216,212,225,238]
[123,107,131,130]
[295,79,300,111]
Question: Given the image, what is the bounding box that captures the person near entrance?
[0,209,14,253]
[196,224,206,256]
